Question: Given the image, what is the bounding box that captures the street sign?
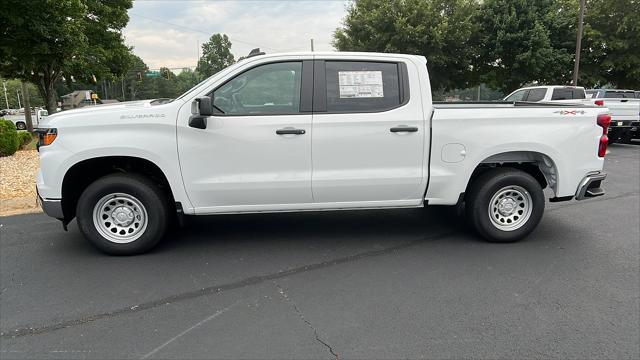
[145,71,161,78]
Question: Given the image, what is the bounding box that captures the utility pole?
[2,81,9,109]
[20,82,33,132]
[16,90,21,109]
[572,0,586,86]
[310,38,314,52]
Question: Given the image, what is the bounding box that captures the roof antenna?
[247,48,265,58]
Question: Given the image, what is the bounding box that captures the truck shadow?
[157,206,471,252]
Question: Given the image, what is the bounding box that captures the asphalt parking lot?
[1,144,638,359]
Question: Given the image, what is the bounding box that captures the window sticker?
[338,71,384,98]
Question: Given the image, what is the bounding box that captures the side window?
[325,61,401,112]
[572,89,586,99]
[525,88,546,102]
[551,88,573,100]
[212,62,302,115]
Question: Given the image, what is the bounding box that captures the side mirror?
[196,97,213,116]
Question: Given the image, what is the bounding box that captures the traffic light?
[137,72,143,81]
[162,68,170,80]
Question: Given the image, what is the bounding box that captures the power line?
[128,13,283,52]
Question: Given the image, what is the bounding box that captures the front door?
[177,61,313,212]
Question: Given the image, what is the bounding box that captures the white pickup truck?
[36,51,610,255]
[586,89,640,144]
[5,109,48,130]
[503,86,589,104]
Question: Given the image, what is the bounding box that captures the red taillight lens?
[598,135,608,157]
[595,100,604,106]
[597,114,611,134]
[596,114,611,158]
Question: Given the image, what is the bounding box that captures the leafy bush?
[18,131,34,148]
[0,119,20,157]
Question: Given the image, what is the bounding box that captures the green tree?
[579,0,640,88]
[1,78,45,109]
[475,0,576,93]
[0,0,133,113]
[196,34,235,78]
[333,0,480,90]
[174,68,200,95]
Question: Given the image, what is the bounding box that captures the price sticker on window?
[338,71,384,98]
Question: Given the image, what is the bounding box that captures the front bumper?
[575,172,606,200]
[37,188,63,219]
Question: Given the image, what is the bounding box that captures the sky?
[123,0,349,70]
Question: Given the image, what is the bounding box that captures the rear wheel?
[16,122,26,130]
[76,174,169,255]
[466,168,545,243]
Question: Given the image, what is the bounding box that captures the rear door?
[310,59,426,204]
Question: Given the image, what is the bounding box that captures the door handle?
[276,128,306,135]
[390,126,418,133]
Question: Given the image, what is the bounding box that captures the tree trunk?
[37,79,58,114]
[34,65,60,114]
[20,82,33,133]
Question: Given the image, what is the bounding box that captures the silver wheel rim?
[488,185,533,231]
[92,193,148,243]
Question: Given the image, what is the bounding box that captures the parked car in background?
[503,86,588,104]
[587,89,640,144]
[5,109,48,130]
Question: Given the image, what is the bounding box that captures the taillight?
[597,114,611,157]
[598,135,608,157]
[595,100,604,106]
[597,114,611,133]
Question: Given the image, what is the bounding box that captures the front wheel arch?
[61,156,176,223]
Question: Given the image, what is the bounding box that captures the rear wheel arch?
[464,151,559,200]
[61,156,176,222]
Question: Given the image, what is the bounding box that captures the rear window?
[572,89,586,99]
[325,61,401,113]
[525,88,546,102]
[604,91,635,98]
[551,88,573,100]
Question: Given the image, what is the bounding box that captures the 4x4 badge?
[553,110,585,115]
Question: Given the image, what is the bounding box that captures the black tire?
[466,168,545,243]
[76,174,169,255]
[16,122,26,130]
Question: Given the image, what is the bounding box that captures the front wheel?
[76,174,169,255]
[466,168,545,243]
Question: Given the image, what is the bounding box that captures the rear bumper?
[608,122,639,142]
[575,172,606,200]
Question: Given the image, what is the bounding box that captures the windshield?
[175,60,247,102]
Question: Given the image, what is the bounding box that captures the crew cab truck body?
[586,89,640,144]
[35,52,610,255]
